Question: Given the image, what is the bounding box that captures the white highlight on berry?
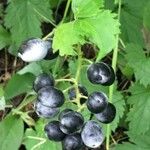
[18,38,51,62]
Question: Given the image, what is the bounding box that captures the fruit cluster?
[18,38,116,149]
[32,61,116,150]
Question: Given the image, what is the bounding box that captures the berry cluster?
[18,38,116,149]
[32,62,116,150]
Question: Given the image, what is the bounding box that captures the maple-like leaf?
[72,0,104,19]
[76,10,120,60]
[127,83,150,134]
[125,43,150,87]
[4,0,53,49]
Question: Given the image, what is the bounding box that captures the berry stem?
[106,0,122,150]
[74,46,83,108]
[56,78,75,83]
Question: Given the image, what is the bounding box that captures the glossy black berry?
[44,121,66,142]
[87,91,108,114]
[58,109,73,120]
[87,62,115,86]
[38,86,65,107]
[33,73,54,92]
[34,101,59,118]
[18,38,50,62]
[95,103,116,124]
[81,121,104,148]
[62,133,83,150]
[59,111,84,134]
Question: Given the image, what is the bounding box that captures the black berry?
[87,91,108,114]
[59,111,84,134]
[81,121,104,148]
[62,133,83,150]
[34,101,59,118]
[38,86,65,107]
[58,109,73,121]
[44,121,66,141]
[95,103,116,124]
[33,73,54,92]
[87,62,115,86]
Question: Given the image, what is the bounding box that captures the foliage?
[0,0,150,150]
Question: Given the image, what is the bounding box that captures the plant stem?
[56,78,75,83]
[74,46,82,108]
[61,0,72,23]
[106,0,122,150]
[42,30,54,41]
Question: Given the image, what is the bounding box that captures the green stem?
[61,0,72,23]
[106,0,122,150]
[56,78,75,83]
[74,46,82,108]
[42,30,54,41]
[53,56,61,77]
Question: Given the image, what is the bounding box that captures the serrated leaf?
[115,130,150,150]
[125,44,150,87]
[127,83,150,134]
[0,115,24,150]
[0,25,11,49]
[4,0,53,50]
[53,22,85,56]
[4,73,35,100]
[128,130,150,149]
[76,11,120,60]
[72,0,104,18]
[120,0,149,45]
[111,90,125,131]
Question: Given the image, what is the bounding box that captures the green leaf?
[76,10,120,60]
[4,73,35,100]
[125,44,150,87]
[111,90,125,131]
[127,83,150,134]
[17,62,43,76]
[23,120,61,150]
[4,0,52,49]
[114,143,149,150]
[143,1,150,31]
[120,0,149,45]
[128,130,150,149]
[72,0,104,18]
[115,130,150,150]
[53,22,85,56]
[0,115,24,150]
[0,25,11,49]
